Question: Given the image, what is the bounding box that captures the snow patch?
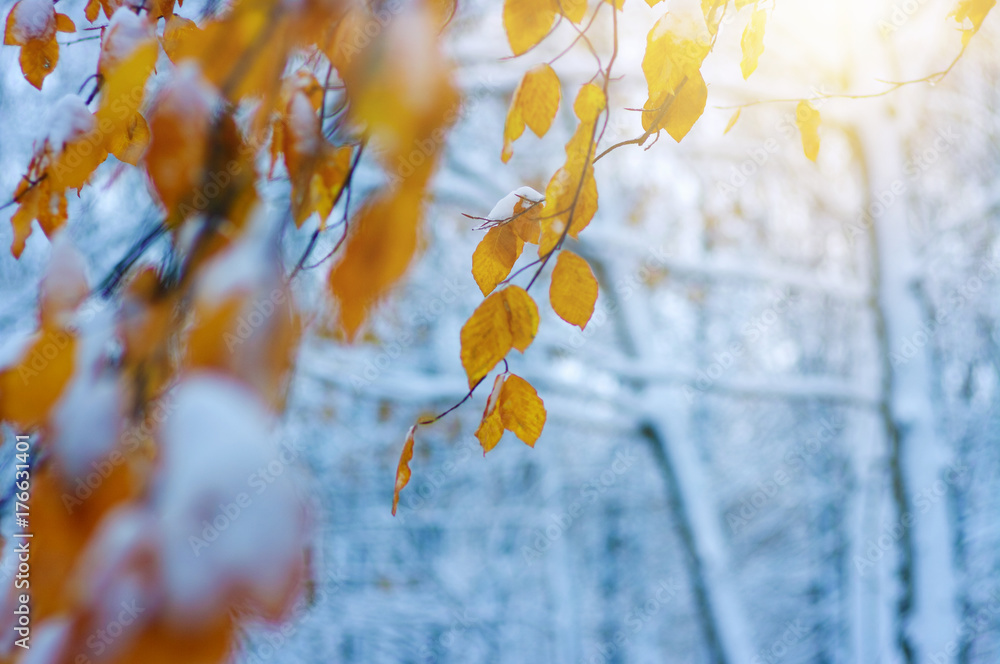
[101,8,153,67]
[487,186,543,221]
[11,0,54,42]
[156,374,306,623]
[46,96,96,150]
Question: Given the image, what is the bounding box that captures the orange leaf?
[498,374,546,447]
[475,374,506,453]
[549,250,598,329]
[459,286,538,388]
[392,425,417,515]
[472,224,524,296]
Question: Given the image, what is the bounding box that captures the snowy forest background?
[1,0,999,662]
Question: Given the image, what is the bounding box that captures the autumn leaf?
[538,84,605,255]
[795,100,821,162]
[162,14,199,63]
[502,64,561,163]
[640,11,711,141]
[475,374,507,453]
[503,0,558,55]
[392,425,417,515]
[497,374,546,447]
[472,224,524,296]
[724,108,741,134]
[740,8,767,79]
[460,286,539,388]
[474,372,546,453]
[550,250,598,329]
[952,0,996,45]
[4,0,75,89]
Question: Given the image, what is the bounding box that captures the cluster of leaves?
[0,0,994,659]
[391,0,996,508]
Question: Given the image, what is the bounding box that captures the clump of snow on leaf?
[100,8,154,69]
[487,186,543,221]
[10,0,54,42]
[45,96,96,150]
[156,374,307,624]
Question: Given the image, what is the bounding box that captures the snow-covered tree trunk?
[855,114,960,663]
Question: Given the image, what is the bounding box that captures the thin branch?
[417,374,488,425]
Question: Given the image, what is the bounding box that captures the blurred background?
[1,0,998,662]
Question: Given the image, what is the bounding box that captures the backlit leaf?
[503,0,557,56]
[502,64,561,163]
[952,0,996,45]
[740,8,766,79]
[550,250,598,329]
[795,100,821,162]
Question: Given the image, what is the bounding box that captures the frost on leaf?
[460,286,539,388]
[550,250,599,329]
[795,100,821,162]
[502,64,561,163]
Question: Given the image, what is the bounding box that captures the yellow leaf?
[549,250,598,329]
[702,0,725,33]
[795,100,821,162]
[952,0,996,45]
[510,197,542,244]
[162,14,199,64]
[392,425,416,515]
[502,64,561,163]
[0,329,76,430]
[108,112,150,166]
[559,0,588,23]
[472,224,524,296]
[329,184,423,339]
[640,12,710,140]
[740,8,766,79]
[724,108,741,134]
[538,84,604,254]
[498,374,546,447]
[475,375,506,453]
[503,0,557,56]
[605,0,626,9]
[460,286,538,387]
